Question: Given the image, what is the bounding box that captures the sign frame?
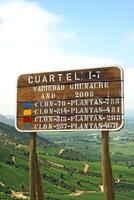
[16,65,124,132]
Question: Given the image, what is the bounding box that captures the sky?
[0,0,134,115]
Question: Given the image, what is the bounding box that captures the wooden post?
[29,132,37,200]
[101,131,115,200]
[109,157,115,200]
[35,153,45,200]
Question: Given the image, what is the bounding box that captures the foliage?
[0,122,134,199]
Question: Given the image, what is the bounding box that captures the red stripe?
[23,117,32,123]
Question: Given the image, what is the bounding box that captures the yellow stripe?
[23,109,32,116]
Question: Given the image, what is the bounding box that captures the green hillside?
[0,122,134,200]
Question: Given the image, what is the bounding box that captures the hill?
[125,109,134,122]
[0,121,56,200]
[0,114,14,127]
[0,120,134,199]
[0,121,53,146]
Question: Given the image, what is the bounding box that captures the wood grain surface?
[16,66,124,131]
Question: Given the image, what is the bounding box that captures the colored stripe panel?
[23,117,32,123]
[23,109,32,116]
[23,123,32,130]
[23,102,32,109]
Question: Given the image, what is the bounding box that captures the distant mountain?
[0,114,14,126]
[0,121,54,146]
[125,109,134,122]
[6,115,15,120]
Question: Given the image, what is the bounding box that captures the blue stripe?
[23,102,32,109]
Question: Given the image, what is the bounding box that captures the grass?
[0,161,29,191]
[0,123,134,200]
[43,155,86,171]
[45,192,104,200]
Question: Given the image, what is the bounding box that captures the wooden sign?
[16,66,124,132]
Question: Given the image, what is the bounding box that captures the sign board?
[16,66,124,132]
